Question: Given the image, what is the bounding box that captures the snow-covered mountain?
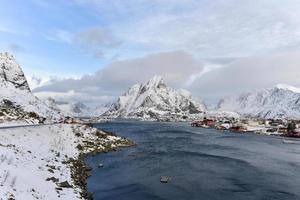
[103,76,206,121]
[218,84,300,119]
[93,103,112,116]
[0,53,61,123]
[55,101,91,117]
[0,53,30,91]
[43,98,111,118]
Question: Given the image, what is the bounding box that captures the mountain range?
[218,84,300,119]
[45,98,110,118]
[1,52,300,122]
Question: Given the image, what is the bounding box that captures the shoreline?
[68,125,135,199]
[0,123,134,199]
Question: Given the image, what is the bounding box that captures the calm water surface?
[86,121,300,200]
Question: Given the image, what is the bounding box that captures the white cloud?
[35,90,115,106]
[75,28,120,48]
[33,51,204,104]
[74,27,121,58]
[10,0,300,107]
[189,51,300,103]
[184,62,224,87]
[127,0,300,58]
[44,27,121,58]
[73,0,300,59]
[7,44,25,53]
[34,50,300,106]
[0,25,17,34]
[44,29,73,44]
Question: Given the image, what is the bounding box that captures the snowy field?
[0,124,132,200]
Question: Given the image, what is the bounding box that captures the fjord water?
[87,121,300,200]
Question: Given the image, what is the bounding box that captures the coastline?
[68,125,135,199]
[0,123,134,200]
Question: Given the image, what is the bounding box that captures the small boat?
[98,163,104,168]
[160,176,171,183]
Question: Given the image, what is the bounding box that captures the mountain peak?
[0,52,14,59]
[103,76,206,121]
[0,52,31,91]
[275,84,300,93]
[146,75,165,88]
[0,53,62,121]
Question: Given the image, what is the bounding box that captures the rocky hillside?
[0,53,61,123]
[218,84,300,119]
[103,76,206,121]
[0,52,30,91]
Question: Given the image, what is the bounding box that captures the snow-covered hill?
[44,98,111,118]
[0,124,132,199]
[103,76,206,121]
[0,53,61,123]
[56,101,91,117]
[218,84,300,119]
[93,103,112,117]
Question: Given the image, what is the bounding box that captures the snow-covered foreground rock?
[0,53,61,123]
[103,76,206,121]
[218,84,300,119]
[0,124,133,199]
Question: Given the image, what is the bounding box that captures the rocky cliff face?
[0,53,61,123]
[218,84,300,119]
[0,52,30,91]
[103,76,206,121]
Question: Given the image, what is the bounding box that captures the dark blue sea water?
[86,121,300,200]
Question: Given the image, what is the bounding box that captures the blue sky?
[0,0,200,77]
[2,0,300,105]
[0,0,121,77]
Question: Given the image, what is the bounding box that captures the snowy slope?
[93,103,112,116]
[103,76,206,121]
[0,124,132,199]
[205,110,240,119]
[55,101,91,117]
[0,53,61,122]
[218,84,300,119]
[44,98,111,118]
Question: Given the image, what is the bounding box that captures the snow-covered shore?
[0,124,133,199]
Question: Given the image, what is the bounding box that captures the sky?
[1,0,300,106]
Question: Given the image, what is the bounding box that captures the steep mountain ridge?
[0,52,30,91]
[0,53,61,123]
[103,76,206,121]
[218,84,300,119]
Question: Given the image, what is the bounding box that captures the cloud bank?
[74,0,300,58]
[33,50,300,105]
[5,0,299,106]
[191,51,300,103]
[33,51,204,104]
